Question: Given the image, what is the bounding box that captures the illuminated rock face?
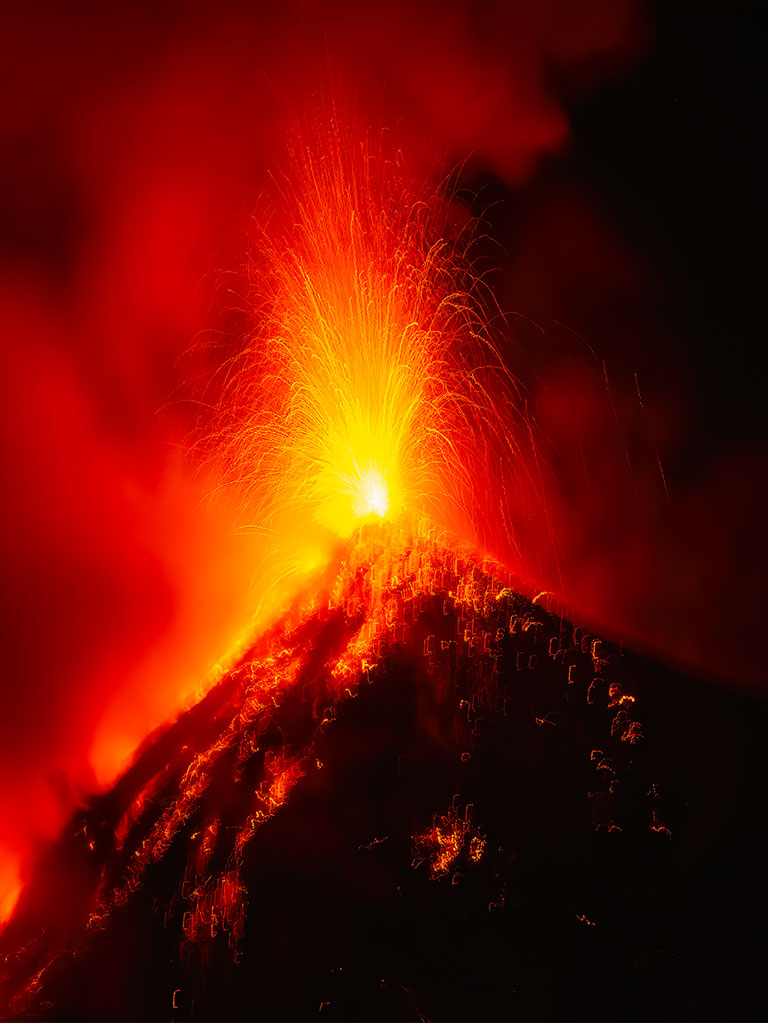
[1,532,766,1021]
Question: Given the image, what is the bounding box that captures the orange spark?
[414,809,485,878]
[201,114,535,618]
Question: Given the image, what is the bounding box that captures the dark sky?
[466,0,765,684]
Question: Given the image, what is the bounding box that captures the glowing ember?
[348,459,391,520]
[203,117,532,616]
[414,809,486,879]
[0,518,659,1021]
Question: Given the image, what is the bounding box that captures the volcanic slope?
[1,525,766,1021]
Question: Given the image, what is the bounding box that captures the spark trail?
[198,117,542,612]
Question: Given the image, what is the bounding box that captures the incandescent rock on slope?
[1,526,766,1021]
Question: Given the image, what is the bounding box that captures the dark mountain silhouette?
[2,530,766,1021]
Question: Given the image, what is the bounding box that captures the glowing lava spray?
[202,116,538,596]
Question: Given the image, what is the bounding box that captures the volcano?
[2,525,766,1021]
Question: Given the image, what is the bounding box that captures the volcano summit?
[2,524,763,1021]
